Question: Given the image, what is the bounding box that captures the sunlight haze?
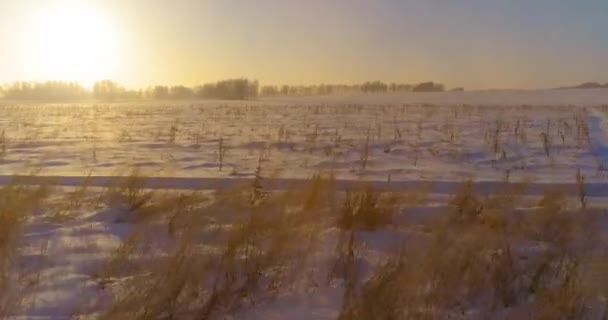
[1,0,607,89]
[3,1,608,319]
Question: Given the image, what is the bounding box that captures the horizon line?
[2,78,607,92]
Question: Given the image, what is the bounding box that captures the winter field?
[3,89,608,319]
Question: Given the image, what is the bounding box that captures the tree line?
[260,81,446,96]
[0,79,449,101]
[0,79,259,101]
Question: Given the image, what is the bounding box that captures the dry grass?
[336,181,606,319]
[1,166,607,319]
[98,172,339,319]
[338,185,396,231]
[105,169,156,222]
[0,180,50,317]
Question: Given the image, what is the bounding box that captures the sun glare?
[21,3,122,86]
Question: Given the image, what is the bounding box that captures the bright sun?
[21,3,122,86]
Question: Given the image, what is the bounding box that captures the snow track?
[2,174,608,197]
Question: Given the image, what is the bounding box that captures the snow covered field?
[2,89,608,319]
[1,89,608,183]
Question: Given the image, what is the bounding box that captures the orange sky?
[1,0,607,89]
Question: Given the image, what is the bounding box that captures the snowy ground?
[3,89,608,319]
[0,89,608,183]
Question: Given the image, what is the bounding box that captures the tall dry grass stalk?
[100,172,341,319]
[1,166,604,319]
[0,180,50,317]
[338,179,604,319]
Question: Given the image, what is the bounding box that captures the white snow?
[3,89,608,319]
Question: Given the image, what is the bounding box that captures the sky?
[0,0,607,89]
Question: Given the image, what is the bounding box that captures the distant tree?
[169,86,195,99]
[0,78,450,101]
[192,78,258,100]
[361,81,388,93]
[317,84,333,95]
[3,81,89,100]
[558,82,608,90]
[396,84,413,91]
[247,80,259,98]
[261,85,279,96]
[412,81,445,92]
[93,80,124,101]
[280,85,290,95]
[195,83,216,99]
[152,86,170,99]
[289,86,299,95]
